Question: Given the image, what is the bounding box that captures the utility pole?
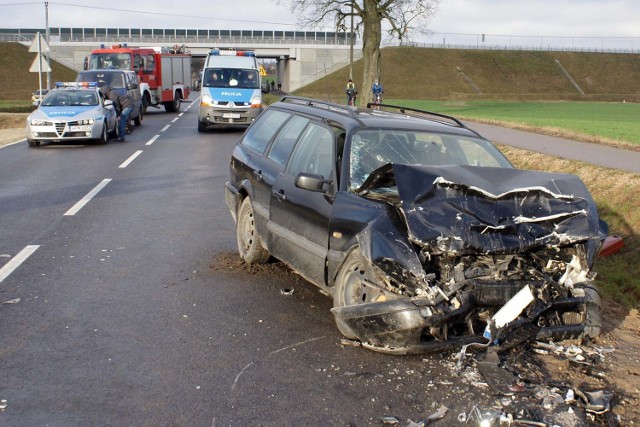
[45,1,51,90]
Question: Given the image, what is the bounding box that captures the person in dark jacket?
[101,86,134,141]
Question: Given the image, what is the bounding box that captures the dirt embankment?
[0,113,27,146]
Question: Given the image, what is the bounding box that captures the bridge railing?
[0,28,358,46]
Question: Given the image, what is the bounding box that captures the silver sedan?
[26,84,117,146]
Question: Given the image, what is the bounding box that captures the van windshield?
[203,68,259,89]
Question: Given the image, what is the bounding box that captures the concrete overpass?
[3,28,362,92]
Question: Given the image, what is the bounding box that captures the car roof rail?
[279,96,358,119]
[366,102,468,129]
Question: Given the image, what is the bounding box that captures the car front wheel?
[97,122,108,144]
[333,249,385,339]
[236,197,270,264]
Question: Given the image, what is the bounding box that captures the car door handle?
[273,189,286,202]
[252,170,263,181]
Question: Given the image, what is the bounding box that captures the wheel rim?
[339,254,383,306]
[238,204,255,254]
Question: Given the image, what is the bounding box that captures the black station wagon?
[225,96,605,354]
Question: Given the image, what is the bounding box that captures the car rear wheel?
[333,249,385,339]
[236,197,270,264]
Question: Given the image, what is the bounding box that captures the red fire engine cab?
[86,44,191,113]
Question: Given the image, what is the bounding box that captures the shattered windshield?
[348,129,512,191]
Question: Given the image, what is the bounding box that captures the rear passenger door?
[233,109,292,237]
[268,122,335,287]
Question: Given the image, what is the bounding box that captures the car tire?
[164,93,180,113]
[333,249,384,339]
[197,120,207,133]
[134,106,143,126]
[97,122,108,144]
[27,139,40,147]
[236,197,270,264]
[142,93,150,114]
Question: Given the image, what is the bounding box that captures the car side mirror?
[32,101,40,107]
[129,83,138,90]
[295,172,331,193]
[104,100,114,107]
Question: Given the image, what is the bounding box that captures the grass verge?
[0,100,34,113]
[387,99,640,151]
[500,145,639,307]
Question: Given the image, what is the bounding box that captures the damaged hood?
[359,164,604,258]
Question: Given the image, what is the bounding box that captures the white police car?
[26,82,117,146]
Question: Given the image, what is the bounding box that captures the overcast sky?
[0,0,638,42]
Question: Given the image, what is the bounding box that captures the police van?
[198,49,262,131]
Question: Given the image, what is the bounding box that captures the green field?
[386,99,640,147]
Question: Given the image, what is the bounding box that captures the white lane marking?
[0,245,40,283]
[171,117,179,123]
[64,179,112,216]
[119,150,143,168]
[0,138,26,149]
[178,112,184,117]
[145,135,160,146]
[161,124,170,132]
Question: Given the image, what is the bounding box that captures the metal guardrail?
[395,41,640,54]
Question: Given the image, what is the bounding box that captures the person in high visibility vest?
[345,79,357,106]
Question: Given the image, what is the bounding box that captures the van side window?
[241,109,290,154]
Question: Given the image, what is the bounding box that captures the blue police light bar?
[209,49,255,57]
[55,82,99,88]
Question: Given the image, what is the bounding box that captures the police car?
[26,82,118,146]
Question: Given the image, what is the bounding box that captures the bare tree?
[279,0,439,106]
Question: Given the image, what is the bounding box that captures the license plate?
[69,125,92,131]
[222,113,241,119]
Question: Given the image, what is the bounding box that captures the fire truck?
[86,44,191,113]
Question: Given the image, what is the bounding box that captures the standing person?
[270,80,275,92]
[371,79,384,107]
[101,85,134,142]
[345,79,357,106]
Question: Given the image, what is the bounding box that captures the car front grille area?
[33,121,92,139]
[213,116,249,123]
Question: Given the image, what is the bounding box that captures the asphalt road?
[0,99,498,426]
[467,121,640,174]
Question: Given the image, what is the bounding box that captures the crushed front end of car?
[331,164,605,354]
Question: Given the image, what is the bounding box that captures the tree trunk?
[359,0,382,108]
